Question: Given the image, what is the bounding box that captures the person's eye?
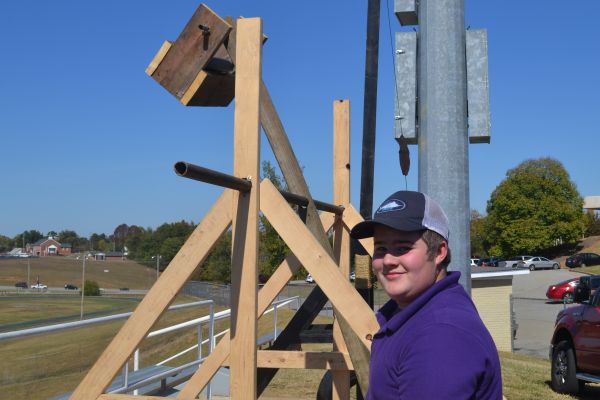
[374,246,387,257]
[393,246,411,255]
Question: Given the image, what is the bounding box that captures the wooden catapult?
[70,4,378,400]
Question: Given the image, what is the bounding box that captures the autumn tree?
[486,158,586,255]
[470,210,488,257]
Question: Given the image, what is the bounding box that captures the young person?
[350,191,502,399]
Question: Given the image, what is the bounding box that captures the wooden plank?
[229,17,262,400]
[181,43,235,106]
[222,351,354,370]
[332,99,351,400]
[145,40,172,76]
[260,179,379,347]
[177,212,336,399]
[70,190,233,400]
[152,4,231,99]
[342,204,374,256]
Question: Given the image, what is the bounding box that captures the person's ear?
[435,241,448,267]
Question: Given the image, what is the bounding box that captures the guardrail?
[2,295,300,399]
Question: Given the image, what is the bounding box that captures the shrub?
[84,280,101,296]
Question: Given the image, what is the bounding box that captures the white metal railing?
[111,296,300,398]
[0,300,212,342]
[2,295,301,398]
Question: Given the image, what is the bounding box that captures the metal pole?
[133,349,140,396]
[273,303,278,340]
[417,0,471,293]
[27,258,30,287]
[207,303,215,400]
[156,255,160,281]
[80,254,86,320]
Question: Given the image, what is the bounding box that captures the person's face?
[372,225,447,307]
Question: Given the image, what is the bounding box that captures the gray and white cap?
[350,191,449,241]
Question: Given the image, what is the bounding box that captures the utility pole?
[80,252,86,320]
[394,0,491,293]
[153,255,161,281]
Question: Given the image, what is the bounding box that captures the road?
[512,268,585,359]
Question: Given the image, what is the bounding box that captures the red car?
[546,278,579,302]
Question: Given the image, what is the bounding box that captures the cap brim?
[350,219,428,239]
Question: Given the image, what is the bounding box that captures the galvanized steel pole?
[417,0,471,292]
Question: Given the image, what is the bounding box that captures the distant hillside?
[0,255,158,289]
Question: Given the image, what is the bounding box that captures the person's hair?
[421,230,451,269]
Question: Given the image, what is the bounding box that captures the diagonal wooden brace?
[69,190,234,400]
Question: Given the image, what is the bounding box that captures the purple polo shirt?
[367,271,503,399]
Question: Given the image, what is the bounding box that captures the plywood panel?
[151,4,231,99]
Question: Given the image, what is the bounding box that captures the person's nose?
[382,252,397,268]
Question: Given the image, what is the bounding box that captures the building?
[26,237,72,257]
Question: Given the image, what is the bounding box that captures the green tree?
[57,230,82,250]
[259,161,290,278]
[486,158,586,255]
[84,280,101,296]
[13,230,43,248]
[470,210,488,257]
[192,232,232,283]
[585,210,600,236]
[0,235,13,252]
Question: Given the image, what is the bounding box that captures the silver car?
[517,256,559,271]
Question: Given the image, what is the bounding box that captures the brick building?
[26,237,72,256]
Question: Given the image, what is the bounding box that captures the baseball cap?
[350,191,449,241]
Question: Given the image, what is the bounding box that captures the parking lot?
[512,268,585,359]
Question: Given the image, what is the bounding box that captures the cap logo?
[376,199,406,214]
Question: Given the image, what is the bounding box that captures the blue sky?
[1,0,599,238]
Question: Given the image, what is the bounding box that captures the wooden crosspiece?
[70,6,378,400]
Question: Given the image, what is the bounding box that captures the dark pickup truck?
[550,275,600,394]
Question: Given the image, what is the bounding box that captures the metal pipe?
[174,161,252,192]
[175,161,344,215]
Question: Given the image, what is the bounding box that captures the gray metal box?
[466,29,491,144]
[394,31,417,144]
[395,0,418,26]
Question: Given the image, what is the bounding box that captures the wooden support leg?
[69,190,233,400]
[332,100,351,400]
[230,17,262,400]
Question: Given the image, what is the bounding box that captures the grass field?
[0,256,158,289]
[1,294,599,399]
[0,294,309,400]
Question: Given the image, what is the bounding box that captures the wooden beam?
[229,17,262,400]
[70,190,233,400]
[222,351,354,370]
[260,179,379,347]
[342,204,374,256]
[145,40,172,76]
[177,212,335,399]
[332,99,351,400]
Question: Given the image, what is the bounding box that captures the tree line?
[0,161,296,284]
[3,158,598,280]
